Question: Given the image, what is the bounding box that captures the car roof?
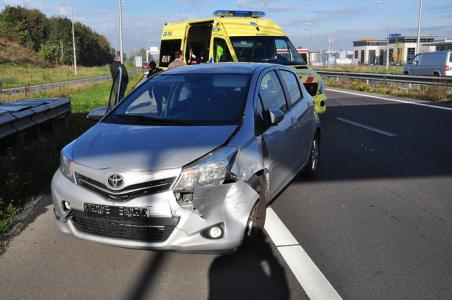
[161,63,276,75]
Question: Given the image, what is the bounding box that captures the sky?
[1,0,451,54]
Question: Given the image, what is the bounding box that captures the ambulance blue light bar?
[213,10,266,18]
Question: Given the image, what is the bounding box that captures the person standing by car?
[146,61,162,79]
[109,55,129,100]
[168,51,185,68]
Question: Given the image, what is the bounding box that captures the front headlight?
[60,151,75,182]
[173,146,238,192]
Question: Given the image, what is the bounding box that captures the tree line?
[0,5,114,66]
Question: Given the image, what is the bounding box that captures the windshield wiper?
[114,114,192,125]
[111,114,237,126]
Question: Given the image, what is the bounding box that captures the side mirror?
[268,109,284,125]
[87,107,107,121]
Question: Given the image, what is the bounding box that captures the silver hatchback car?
[52,63,321,252]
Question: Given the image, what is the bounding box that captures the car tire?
[243,176,267,245]
[433,72,440,77]
[404,71,409,75]
[303,135,320,178]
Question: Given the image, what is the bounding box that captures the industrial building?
[352,35,437,65]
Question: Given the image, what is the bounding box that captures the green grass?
[314,64,404,75]
[325,78,450,102]
[0,73,143,235]
[0,62,136,89]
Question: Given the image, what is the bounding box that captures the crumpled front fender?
[180,180,259,239]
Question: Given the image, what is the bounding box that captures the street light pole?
[71,5,77,75]
[416,0,423,54]
[376,0,391,70]
[118,0,124,63]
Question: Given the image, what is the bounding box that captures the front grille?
[71,209,179,242]
[75,173,175,201]
[304,83,319,97]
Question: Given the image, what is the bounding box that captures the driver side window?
[214,38,232,62]
[259,71,287,112]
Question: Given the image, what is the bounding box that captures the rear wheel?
[243,176,267,245]
[433,72,440,77]
[303,135,320,178]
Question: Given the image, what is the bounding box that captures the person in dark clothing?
[109,55,129,100]
[146,61,161,79]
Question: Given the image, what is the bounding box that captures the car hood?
[71,122,236,170]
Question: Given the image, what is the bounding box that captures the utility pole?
[60,39,64,63]
[118,0,124,63]
[376,0,391,70]
[71,5,77,75]
[416,0,423,54]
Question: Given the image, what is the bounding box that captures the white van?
[404,51,452,77]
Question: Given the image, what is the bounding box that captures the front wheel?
[303,135,320,178]
[243,176,267,245]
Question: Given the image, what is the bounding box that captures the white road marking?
[336,117,397,137]
[265,208,342,300]
[327,88,452,112]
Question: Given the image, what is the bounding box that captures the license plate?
[84,203,148,219]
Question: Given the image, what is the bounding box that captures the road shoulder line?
[336,117,397,137]
[265,208,342,300]
[327,88,452,112]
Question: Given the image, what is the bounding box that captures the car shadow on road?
[207,236,290,300]
[124,251,168,300]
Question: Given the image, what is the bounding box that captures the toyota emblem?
[107,174,124,190]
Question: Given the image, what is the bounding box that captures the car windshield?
[230,36,305,65]
[104,73,251,126]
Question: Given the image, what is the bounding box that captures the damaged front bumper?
[51,169,259,252]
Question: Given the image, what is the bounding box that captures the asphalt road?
[1,89,451,299]
[272,90,452,298]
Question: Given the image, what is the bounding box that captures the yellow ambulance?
[159,10,327,114]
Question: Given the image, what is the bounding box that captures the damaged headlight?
[173,146,238,192]
[60,150,75,183]
[173,146,237,209]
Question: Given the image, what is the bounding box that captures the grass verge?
[314,65,404,75]
[325,78,451,102]
[0,73,143,235]
[0,62,136,89]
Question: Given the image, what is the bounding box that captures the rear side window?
[449,53,452,63]
[279,70,302,105]
[160,39,182,67]
[259,71,287,112]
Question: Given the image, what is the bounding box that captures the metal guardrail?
[0,70,139,95]
[316,71,452,87]
[0,98,70,140]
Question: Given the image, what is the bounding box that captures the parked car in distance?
[51,63,321,253]
[404,51,452,77]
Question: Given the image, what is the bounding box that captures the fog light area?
[62,201,71,211]
[208,226,223,239]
